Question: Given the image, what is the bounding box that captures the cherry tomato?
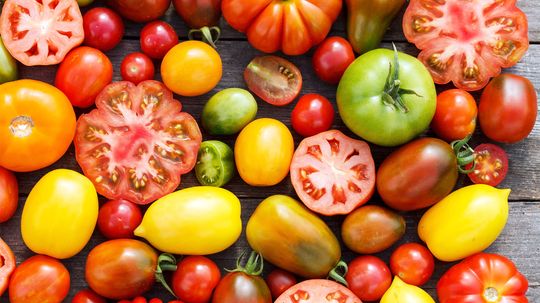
[106,0,171,23]
[265,269,297,299]
[431,89,477,142]
[291,94,335,137]
[72,288,107,303]
[467,144,509,186]
[121,52,155,84]
[140,21,179,59]
[171,256,221,303]
[0,167,18,223]
[345,255,392,302]
[83,7,124,51]
[390,243,435,286]
[97,199,143,239]
[0,237,15,297]
[312,36,355,84]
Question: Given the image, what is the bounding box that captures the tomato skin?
[172,256,221,303]
[83,7,124,51]
[275,279,361,303]
[55,46,113,108]
[72,289,107,303]
[173,0,221,28]
[107,0,171,22]
[479,74,538,143]
[0,237,16,297]
[0,167,18,223]
[140,21,179,59]
[346,255,392,302]
[381,276,435,303]
[0,36,18,84]
[212,272,271,303]
[97,199,143,239]
[312,37,355,84]
[121,52,155,84]
[9,255,70,303]
[202,88,258,135]
[431,89,477,142]
[291,94,335,137]
[390,243,435,286]
[266,269,297,299]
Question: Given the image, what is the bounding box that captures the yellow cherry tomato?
[161,41,222,96]
[235,118,294,186]
[134,186,242,255]
[418,184,510,262]
[21,169,98,259]
[381,276,435,303]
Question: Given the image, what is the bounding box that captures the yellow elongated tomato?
[418,184,510,262]
[134,186,242,255]
[21,169,99,259]
[381,276,435,303]
[235,118,294,186]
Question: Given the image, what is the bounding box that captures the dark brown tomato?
[265,269,297,299]
[107,0,171,22]
[173,0,222,28]
[212,272,271,303]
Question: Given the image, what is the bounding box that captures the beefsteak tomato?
[0,237,15,297]
[275,279,361,303]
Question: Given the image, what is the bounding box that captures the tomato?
[86,239,158,299]
[346,255,392,302]
[74,80,202,205]
[290,130,375,215]
[0,237,15,297]
[202,88,258,135]
[161,41,222,97]
[437,253,528,303]
[72,289,107,303]
[77,0,95,6]
[341,205,406,254]
[21,169,98,259]
[479,74,538,143]
[0,167,18,223]
[173,0,221,28]
[244,56,302,106]
[55,46,113,108]
[265,269,297,299]
[419,184,510,262]
[235,118,294,186]
[106,0,171,23]
[312,37,355,84]
[431,89,477,142]
[140,21,179,60]
[468,144,509,186]
[0,0,83,66]
[171,256,221,303]
[97,199,143,239]
[0,36,17,83]
[83,7,124,51]
[134,186,242,255]
[291,94,335,137]
[0,79,76,172]
[9,255,70,303]
[390,243,434,286]
[381,276,435,303]
[121,52,155,84]
[222,0,341,55]
[275,279,361,303]
[195,140,235,187]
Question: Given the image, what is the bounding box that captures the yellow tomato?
[381,276,435,303]
[235,118,294,186]
[418,184,510,262]
[161,41,222,96]
[21,169,98,259]
[134,186,242,255]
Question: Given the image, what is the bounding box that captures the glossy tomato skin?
[55,46,113,108]
[140,21,179,59]
[312,37,355,84]
[381,276,435,303]
[0,36,18,83]
[468,144,509,186]
[291,94,335,137]
[275,279,361,303]
[266,269,297,299]
[212,272,271,303]
[121,52,155,84]
[390,243,435,286]
[0,237,15,297]
[431,89,477,142]
[202,88,258,135]
[479,74,538,143]
[107,0,171,22]
[9,255,70,303]
[97,199,142,239]
[0,167,18,223]
[346,255,392,302]
[72,289,107,303]
[83,7,124,51]
[172,256,221,303]
[173,0,221,28]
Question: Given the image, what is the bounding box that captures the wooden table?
[1,1,539,302]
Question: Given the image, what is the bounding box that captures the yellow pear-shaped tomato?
[381,276,435,303]
[418,184,510,262]
[21,169,98,259]
[134,186,242,255]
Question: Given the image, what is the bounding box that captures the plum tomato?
[345,255,392,302]
[265,269,297,299]
[106,0,171,23]
[195,140,235,187]
[0,237,15,297]
[83,7,124,51]
[140,21,179,60]
[291,94,335,137]
[431,89,477,142]
[312,36,355,84]
[171,255,221,303]
[275,279,361,303]
[74,80,202,205]
[121,52,155,84]
[97,199,143,239]
[202,88,258,135]
[0,167,18,223]
[390,243,435,286]
[467,143,509,186]
[72,288,107,303]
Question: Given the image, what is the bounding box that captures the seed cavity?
[427,53,447,72]
[290,290,309,302]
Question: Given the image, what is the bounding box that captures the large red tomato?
[222,0,342,55]
[275,279,361,303]
[403,0,529,91]
[0,0,84,66]
[74,81,202,205]
[107,0,171,23]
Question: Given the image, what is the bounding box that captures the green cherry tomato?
[202,88,258,135]
[77,0,95,6]
[0,36,18,84]
[195,140,235,187]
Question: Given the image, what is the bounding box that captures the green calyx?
[226,250,264,276]
[451,134,476,173]
[328,260,349,287]
[155,253,179,298]
[188,26,221,49]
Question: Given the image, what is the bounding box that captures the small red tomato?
[345,255,392,302]
[390,243,435,286]
[132,297,148,303]
[97,199,143,239]
[312,36,355,84]
[467,144,509,186]
[172,256,221,303]
[149,299,163,303]
[121,52,155,84]
[83,7,124,51]
[72,288,107,303]
[265,269,297,299]
[431,89,477,142]
[0,166,18,223]
[140,21,179,59]
[291,94,335,137]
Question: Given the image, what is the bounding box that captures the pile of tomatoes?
[0,0,537,302]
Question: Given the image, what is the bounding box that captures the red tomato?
[265,269,297,299]
[140,21,179,59]
[0,237,15,297]
[55,46,113,108]
[0,167,18,223]
[121,52,155,84]
[171,256,221,303]
[390,243,435,286]
[83,7,124,52]
[0,0,84,66]
[479,74,538,143]
[467,144,509,187]
[291,94,335,137]
[290,130,375,215]
[72,289,107,303]
[431,89,477,142]
[403,0,529,91]
[97,199,143,239]
[172,0,221,28]
[275,279,361,303]
[312,37,355,84]
[106,0,171,23]
[345,255,392,302]
[9,255,70,303]
[74,80,202,205]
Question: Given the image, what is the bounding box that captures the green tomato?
[195,140,235,187]
[0,36,18,84]
[77,0,95,6]
[337,48,436,147]
[202,88,258,135]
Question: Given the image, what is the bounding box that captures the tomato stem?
[327,260,348,287]
[226,250,264,276]
[155,253,179,298]
[451,134,476,173]
[188,26,221,49]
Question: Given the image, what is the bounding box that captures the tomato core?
[448,2,481,42]
[10,116,34,137]
[483,287,499,302]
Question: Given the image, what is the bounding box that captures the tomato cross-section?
[275,279,362,303]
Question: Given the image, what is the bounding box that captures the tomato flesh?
[275,279,361,303]
[468,143,509,186]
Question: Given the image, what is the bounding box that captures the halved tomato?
[275,279,361,303]
[74,81,202,205]
[467,143,509,186]
[0,0,84,66]
[403,0,529,91]
[290,130,375,216]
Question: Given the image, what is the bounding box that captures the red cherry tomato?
[265,269,297,299]
[467,144,509,186]
[97,199,143,239]
[83,7,124,52]
[312,36,355,84]
[291,94,335,137]
[140,21,179,59]
[72,288,107,303]
[106,0,170,23]
[0,166,18,223]
[345,255,392,302]
[431,89,477,142]
[390,243,435,286]
[121,52,155,84]
[172,256,221,303]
